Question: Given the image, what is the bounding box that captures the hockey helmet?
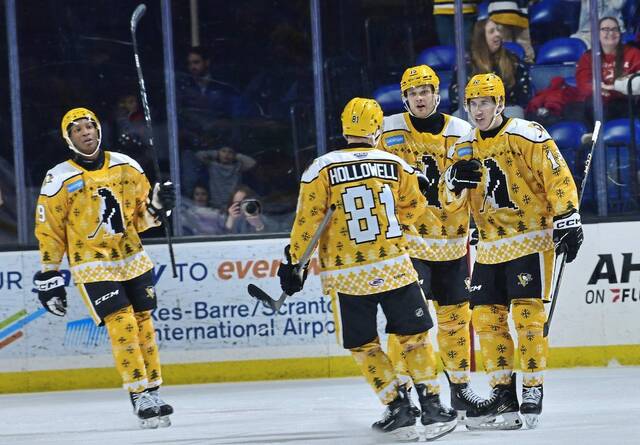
[60,107,102,156]
[464,73,506,108]
[341,97,384,146]
[400,65,441,117]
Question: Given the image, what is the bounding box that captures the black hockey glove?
[469,228,479,246]
[149,181,176,217]
[444,159,483,194]
[277,245,309,296]
[553,210,583,263]
[34,270,67,317]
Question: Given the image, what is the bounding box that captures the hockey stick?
[130,4,178,278]
[544,120,601,337]
[248,204,336,311]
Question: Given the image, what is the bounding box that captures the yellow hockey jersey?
[441,118,579,264]
[290,145,427,296]
[381,112,473,261]
[35,151,160,283]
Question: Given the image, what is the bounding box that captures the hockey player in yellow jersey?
[34,108,176,429]
[440,74,583,430]
[277,98,457,441]
[381,64,485,422]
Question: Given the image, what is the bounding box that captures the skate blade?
[376,425,419,443]
[159,415,172,427]
[523,413,539,429]
[423,419,457,441]
[466,412,522,431]
[138,416,160,429]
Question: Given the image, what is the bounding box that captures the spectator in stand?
[488,0,535,63]
[181,184,227,236]
[576,16,640,124]
[196,146,256,210]
[572,0,626,49]
[450,18,532,118]
[113,92,154,174]
[177,46,244,195]
[225,185,275,234]
[432,0,479,49]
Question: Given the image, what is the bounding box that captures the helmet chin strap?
[465,98,505,130]
[64,125,102,158]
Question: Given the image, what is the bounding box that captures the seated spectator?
[488,0,534,63]
[432,0,478,49]
[113,92,154,172]
[225,185,276,234]
[196,146,256,209]
[572,0,626,49]
[450,18,532,118]
[181,184,227,236]
[525,76,583,127]
[576,16,640,123]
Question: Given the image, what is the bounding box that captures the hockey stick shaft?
[130,4,178,278]
[544,120,601,337]
[248,204,336,311]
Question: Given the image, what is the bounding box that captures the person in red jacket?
[576,16,640,123]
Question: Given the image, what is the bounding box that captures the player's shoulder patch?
[447,129,475,159]
[505,118,552,143]
[108,151,144,173]
[382,113,409,134]
[443,114,473,138]
[40,161,83,197]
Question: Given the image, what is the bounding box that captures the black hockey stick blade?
[248,284,285,311]
[131,4,147,32]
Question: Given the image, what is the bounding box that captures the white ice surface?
[1,366,638,444]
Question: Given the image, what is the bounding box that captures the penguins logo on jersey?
[517,272,533,287]
[421,154,442,208]
[89,188,125,239]
[481,158,517,212]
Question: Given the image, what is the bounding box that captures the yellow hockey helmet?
[341,97,384,145]
[60,107,102,156]
[464,73,506,106]
[400,65,440,95]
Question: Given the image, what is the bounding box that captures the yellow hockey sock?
[472,304,514,387]
[435,301,472,384]
[512,298,547,386]
[350,337,399,404]
[394,332,440,394]
[134,310,163,387]
[104,306,148,392]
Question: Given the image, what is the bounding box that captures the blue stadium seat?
[438,77,451,113]
[548,121,586,175]
[530,65,577,92]
[530,0,581,42]
[602,119,640,211]
[477,0,489,21]
[416,45,456,71]
[535,37,587,65]
[564,76,576,87]
[503,41,525,61]
[373,84,403,114]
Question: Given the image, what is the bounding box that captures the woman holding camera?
[225,185,272,234]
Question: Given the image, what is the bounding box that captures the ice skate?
[130,390,160,429]
[414,384,457,441]
[444,371,486,423]
[371,386,419,442]
[147,387,173,427]
[520,384,543,429]
[466,373,523,431]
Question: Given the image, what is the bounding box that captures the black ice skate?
[520,384,543,429]
[415,384,457,441]
[147,387,174,427]
[466,373,523,431]
[371,386,419,442]
[130,390,160,429]
[444,371,486,423]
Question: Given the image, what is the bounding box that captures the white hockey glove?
[148,181,176,218]
[34,270,67,317]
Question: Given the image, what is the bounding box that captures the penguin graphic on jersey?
[421,154,441,208]
[482,158,517,212]
[89,188,124,238]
